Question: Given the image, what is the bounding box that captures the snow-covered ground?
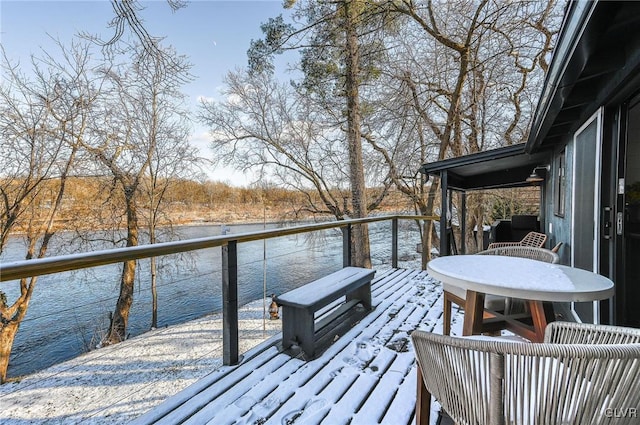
[1,270,446,425]
[0,299,281,424]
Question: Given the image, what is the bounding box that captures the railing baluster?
[392,217,398,268]
[222,240,239,365]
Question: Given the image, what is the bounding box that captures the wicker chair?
[477,246,559,263]
[442,247,559,335]
[413,322,640,425]
[487,231,547,249]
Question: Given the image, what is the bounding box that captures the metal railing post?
[392,217,398,268]
[222,240,239,365]
[461,192,467,254]
[343,224,352,267]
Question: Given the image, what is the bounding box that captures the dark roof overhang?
[526,0,640,152]
[419,144,552,192]
[416,0,640,193]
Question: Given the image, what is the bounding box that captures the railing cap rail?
[1,215,437,282]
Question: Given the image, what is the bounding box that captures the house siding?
[546,141,574,266]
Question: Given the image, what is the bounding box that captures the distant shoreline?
[4,215,329,239]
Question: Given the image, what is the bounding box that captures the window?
[554,149,566,216]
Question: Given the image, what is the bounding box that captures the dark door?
[623,98,640,327]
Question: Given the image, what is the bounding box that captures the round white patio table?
[427,255,615,342]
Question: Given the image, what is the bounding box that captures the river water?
[1,221,422,378]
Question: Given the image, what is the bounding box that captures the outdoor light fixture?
[526,165,550,183]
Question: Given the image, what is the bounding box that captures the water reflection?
[2,221,421,377]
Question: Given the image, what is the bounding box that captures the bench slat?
[276,267,375,310]
[314,299,361,331]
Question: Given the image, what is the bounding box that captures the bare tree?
[76,0,199,335]
[200,70,354,219]
[0,41,101,383]
[79,44,194,344]
[361,0,561,260]
[218,0,399,267]
[142,111,200,330]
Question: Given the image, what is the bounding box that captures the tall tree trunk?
[344,0,371,268]
[0,321,20,383]
[1,275,37,383]
[104,190,139,345]
[420,180,440,269]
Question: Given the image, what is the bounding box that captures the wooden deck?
[132,268,463,425]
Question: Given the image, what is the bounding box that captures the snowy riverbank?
[0,299,281,424]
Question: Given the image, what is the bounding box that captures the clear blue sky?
[1,0,295,184]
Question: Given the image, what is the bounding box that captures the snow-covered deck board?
[132,268,464,425]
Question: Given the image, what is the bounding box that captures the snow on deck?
[132,268,464,425]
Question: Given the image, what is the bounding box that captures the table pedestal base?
[444,290,556,342]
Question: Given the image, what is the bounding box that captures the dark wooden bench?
[275,266,375,359]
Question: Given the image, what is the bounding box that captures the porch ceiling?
[419,144,552,191]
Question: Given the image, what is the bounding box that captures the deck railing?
[0,214,437,366]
